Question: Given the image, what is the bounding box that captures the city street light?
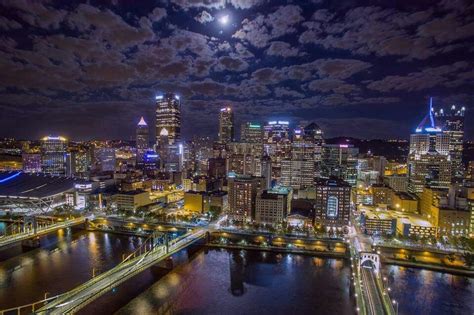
[392,299,399,315]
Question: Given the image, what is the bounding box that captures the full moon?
[219,15,229,25]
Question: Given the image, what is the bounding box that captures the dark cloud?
[266,41,300,57]
[216,56,249,72]
[195,10,214,24]
[367,61,470,92]
[0,1,473,140]
[233,5,304,47]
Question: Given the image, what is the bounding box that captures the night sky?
[0,0,473,141]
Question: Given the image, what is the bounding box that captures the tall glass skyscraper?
[435,105,465,182]
[136,116,149,166]
[155,93,181,147]
[218,107,234,144]
[40,136,67,175]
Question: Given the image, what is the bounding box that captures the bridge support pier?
[22,237,41,249]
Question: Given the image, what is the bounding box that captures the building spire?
[416,97,440,133]
[138,116,147,126]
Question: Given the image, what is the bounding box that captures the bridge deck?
[0,217,85,249]
[361,267,386,315]
[36,230,206,314]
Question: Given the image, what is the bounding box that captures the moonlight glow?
[219,15,229,25]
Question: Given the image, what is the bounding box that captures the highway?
[36,229,206,314]
[0,217,85,249]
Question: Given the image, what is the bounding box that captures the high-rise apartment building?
[40,136,67,175]
[435,105,465,182]
[315,178,352,230]
[228,175,265,221]
[156,93,181,146]
[218,107,234,144]
[136,116,149,166]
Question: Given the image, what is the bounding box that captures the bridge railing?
[349,242,367,314]
[36,229,205,313]
[0,294,62,315]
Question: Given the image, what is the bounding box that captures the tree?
[462,252,473,268]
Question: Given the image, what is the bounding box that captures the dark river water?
[117,248,355,315]
[0,224,472,315]
[384,265,473,315]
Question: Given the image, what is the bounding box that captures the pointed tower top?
[415,97,441,133]
[138,116,147,126]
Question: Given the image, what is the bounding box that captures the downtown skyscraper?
[155,93,181,147]
[435,105,466,182]
[40,136,67,175]
[408,99,451,194]
[218,107,234,144]
[136,116,149,166]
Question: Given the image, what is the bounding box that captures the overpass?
[0,216,85,249]
[31,229,206,314]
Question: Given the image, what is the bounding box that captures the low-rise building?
[391,192,418,213]
[255,187,292,225]
[360,211,397,236]
[371,184,392,206]
[113,190,152,212]
[184,190,228,213]
[397,217,436,238]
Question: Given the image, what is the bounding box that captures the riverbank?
[383,257,474,277]
[206,243,348,258]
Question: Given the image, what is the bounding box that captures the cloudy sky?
[0,0,473,141]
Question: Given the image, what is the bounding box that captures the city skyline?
[0,2,473,315]
[0,1,473,140]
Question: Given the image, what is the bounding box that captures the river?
[0,225,472,315]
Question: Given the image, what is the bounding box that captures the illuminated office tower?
[73,150,91,178]
[260,154,272,189]
[241,122,263,143]
[292,127,315,160]
[281,158,314,190]
[218,107,234,144]
[435,105,466,181]
[408,98,452,193]
[136,116,149,166]
[263,121,291,179]
[94,147,116,172]
[315,178,352,231]
[304,122,324,175]
[264,121,290,142]
[321,144,359,186]
[22,153,41,173]
[143,150,160,174]
[40,136,67,175]
[155,93,181,147]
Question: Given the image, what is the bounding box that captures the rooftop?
[0,171,81,199]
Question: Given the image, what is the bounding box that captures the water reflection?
[0,230,143,309]
[118,249,354,315]
[384,265,473,315]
